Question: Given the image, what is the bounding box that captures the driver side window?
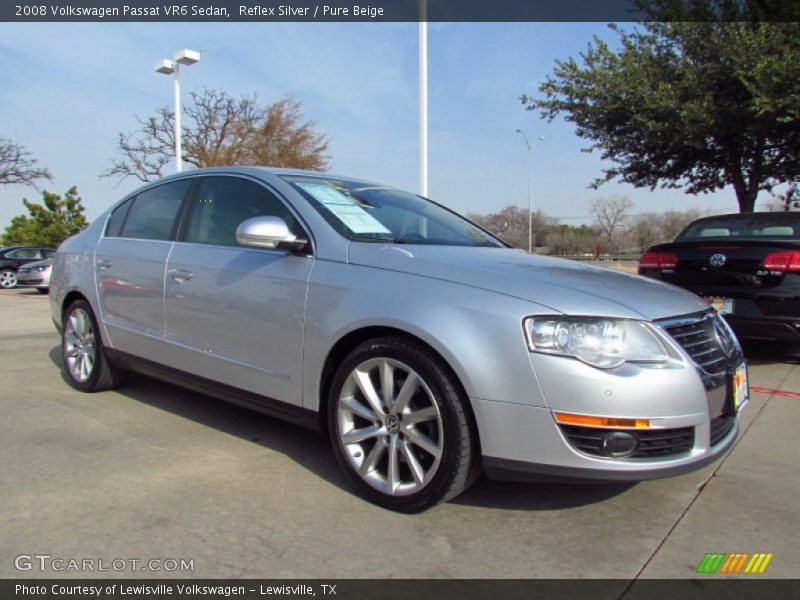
[185,176,303,246]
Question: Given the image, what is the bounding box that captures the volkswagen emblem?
[709,253,727,268]
[385,415,400,434]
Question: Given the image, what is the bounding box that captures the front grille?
[560,425,694,458]
[710,414,735,446]
[659,312,728,374]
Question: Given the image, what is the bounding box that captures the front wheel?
[328,337,477,512]
[0,269,17,289]
[62,300,126,392]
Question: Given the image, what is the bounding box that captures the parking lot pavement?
[1,288,798,580]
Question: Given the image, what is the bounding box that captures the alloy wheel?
[64,308,96,382]
[337,357,444,496]
[0,270,17,288]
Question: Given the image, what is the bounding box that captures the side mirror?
[235,216,308,252]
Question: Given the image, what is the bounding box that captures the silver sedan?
[49,167,748,512]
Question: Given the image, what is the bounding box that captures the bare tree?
[543,224,597,256]
[627,212,661,253]
[657,208,710,241]
[589,195,634,253]
[0,138,52,188]
[103,90,330,183]
[468,205,555,250]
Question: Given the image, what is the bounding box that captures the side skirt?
[105,348,322,432]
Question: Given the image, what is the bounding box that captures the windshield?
[282,176,506,248]
[677,214,800,241]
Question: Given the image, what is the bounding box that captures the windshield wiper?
[349,236,397,243]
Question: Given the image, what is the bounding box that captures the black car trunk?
[640,240,800,321]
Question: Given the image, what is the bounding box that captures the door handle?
[96,259,112,269]
[168,268,194,281]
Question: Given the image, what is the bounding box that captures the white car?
[16,258,52,294]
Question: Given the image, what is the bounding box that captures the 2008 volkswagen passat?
[51,167,748,512]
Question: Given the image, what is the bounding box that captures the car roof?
[690,212,800,223]
[153,166,379,187]
[1,246,53,253]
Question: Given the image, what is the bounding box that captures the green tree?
[523,1,800,213]
[3,186,87,247]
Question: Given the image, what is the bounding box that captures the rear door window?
[106,198,133,237]
[7,248,41,259]
[119,179,192,241]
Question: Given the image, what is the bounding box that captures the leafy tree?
[103,90,330,183]
[523,1,800,213]
[2,186,87,247]
[769,182,800,211]
[0,137,52,188]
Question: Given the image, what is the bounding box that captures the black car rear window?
[677,215,800,241]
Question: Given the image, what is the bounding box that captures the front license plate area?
[705,296,734,315]
[732,362,748,413]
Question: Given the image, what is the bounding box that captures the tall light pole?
[154,49,201,173]
[419,0,428,197]
[515,129,543,253]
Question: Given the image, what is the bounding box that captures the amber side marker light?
[554,412,650,429]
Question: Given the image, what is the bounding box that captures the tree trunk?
[730,169,757,213]
[735,188,757,213]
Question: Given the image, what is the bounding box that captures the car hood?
[19,258,52,269]
[347,244,708,321]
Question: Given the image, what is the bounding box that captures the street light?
[515,129,543,253]
[419,0,428,197]
[154,48,201,173]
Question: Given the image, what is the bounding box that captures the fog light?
[600,431,639,458]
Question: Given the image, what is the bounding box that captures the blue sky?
[0,21,749,230]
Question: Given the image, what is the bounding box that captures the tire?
[62,300,126,392]
[328,336,476,512]
[0,269,17,289]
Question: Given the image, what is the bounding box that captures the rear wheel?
[62,300,126,392]
[328,337,476,512]
[0,269,17,289]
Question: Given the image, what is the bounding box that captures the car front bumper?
[472,312,745,483]
[16,271,50,288]
[476,397,739,483]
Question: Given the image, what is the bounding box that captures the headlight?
[523,316,669,369]
[32,265,51,273]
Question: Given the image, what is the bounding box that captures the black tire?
[327,336,476,512]
[62,299,126,392]
[0,268,17,289]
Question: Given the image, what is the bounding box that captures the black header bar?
[4,0,799,23]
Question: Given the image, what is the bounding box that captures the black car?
[638,212,800,349]
[0,246,55,289]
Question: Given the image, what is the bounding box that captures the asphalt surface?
[1,288,798,580]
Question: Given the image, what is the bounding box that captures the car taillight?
[639,251,679,271]
[763,250,800,272]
